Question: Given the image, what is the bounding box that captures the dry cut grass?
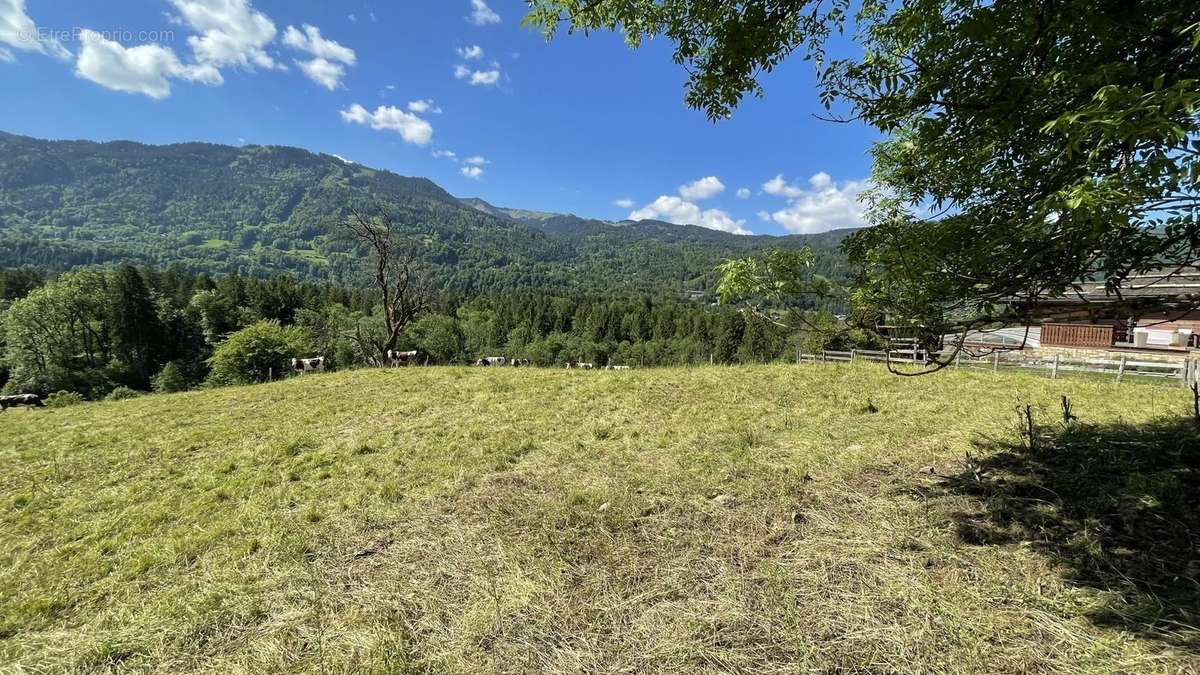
[0,364,1197,673]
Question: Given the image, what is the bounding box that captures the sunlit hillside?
[1,364,1196,673]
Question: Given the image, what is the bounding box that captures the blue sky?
[0,0,878,236]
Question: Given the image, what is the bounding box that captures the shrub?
[151,362,190,393]
[207,321,313,386]
[104,386,142,401]
[44,391,84,408]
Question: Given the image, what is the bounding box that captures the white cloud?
[736,187,751,199]
[461,165,484,179]
[295,57,344,89]
[454,63,500,86]
[472,70,500,85]
[761,172,869,233]
[678,176,724,201]
[282,24,354,65]
[347,13,356,23]
[169,0,280,70]
[0,0,70,61]
[762,174,806,199]
[340,103,433,146]
[629,195,751,235]
[463,155,488,165]
[614,198,635,209]
[75,29,221,99]
[467,0,500,26]
[457,44,483,60]
[432,149,457,161]
[282,24,354,89]
[408,98,442,114]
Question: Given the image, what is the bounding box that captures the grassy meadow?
[1,364,1198,673]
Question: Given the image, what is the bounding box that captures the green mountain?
[0,132,854,295]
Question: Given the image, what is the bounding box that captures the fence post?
[993,351,1000,373]
[955,351,961,369]
[850,349,856,363]
[796,348,801,364]
[1051,354,1059,379]
[1117,355,1126,383]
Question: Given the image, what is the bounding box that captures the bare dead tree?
[346,205,432,363]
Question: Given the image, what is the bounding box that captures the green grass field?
[1,364,1198,673]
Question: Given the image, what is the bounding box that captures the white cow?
[387,350,419,367]
[292,356,325,374]
[475,356,507,366]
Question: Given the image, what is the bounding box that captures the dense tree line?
[0,266,872,399]
[0,266,371,398]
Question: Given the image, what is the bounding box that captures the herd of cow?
[474,357,630,369]
[288,353,635,374]
[2,355,636,412]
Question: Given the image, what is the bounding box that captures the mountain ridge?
[0,132,855,295]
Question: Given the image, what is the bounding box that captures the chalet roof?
[1073,268,1200,301]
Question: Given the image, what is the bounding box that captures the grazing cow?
[386,350,419,367]
[475,356,507,366]
[0,394,45,410]
[605,365,631,371]
[510,358,530,367]
[566,362,595,369]
[291,356,325,374]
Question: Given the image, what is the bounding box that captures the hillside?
[2,364,1197,672]
[0,132,852,295]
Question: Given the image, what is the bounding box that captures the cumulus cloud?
[432,149,458,160]
[614,198,635,209]
[678,176,724,201]
[169,0,280,70]
[736,187,751,199]
[456,44,483,60]
[467,0,500,26]
[283,24,354,63]
[282,24,354,89]
[295,57,344,89]
[463,155,488,166]
[75,29,221,99]
[408,99,442,114]
[629,195,751,235]
[454,62,500,86]
[461,165,484,179]
[760,172,869,233]
[0,0,70,61]
[340,103,433,146]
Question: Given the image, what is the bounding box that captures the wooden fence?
[798,348,1198,387]
[1041,323,1115,348]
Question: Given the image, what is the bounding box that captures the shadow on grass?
[940,414,1200,650]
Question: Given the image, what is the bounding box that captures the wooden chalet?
[1018,268,1200,351]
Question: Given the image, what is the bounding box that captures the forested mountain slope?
[0,132,854,295]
